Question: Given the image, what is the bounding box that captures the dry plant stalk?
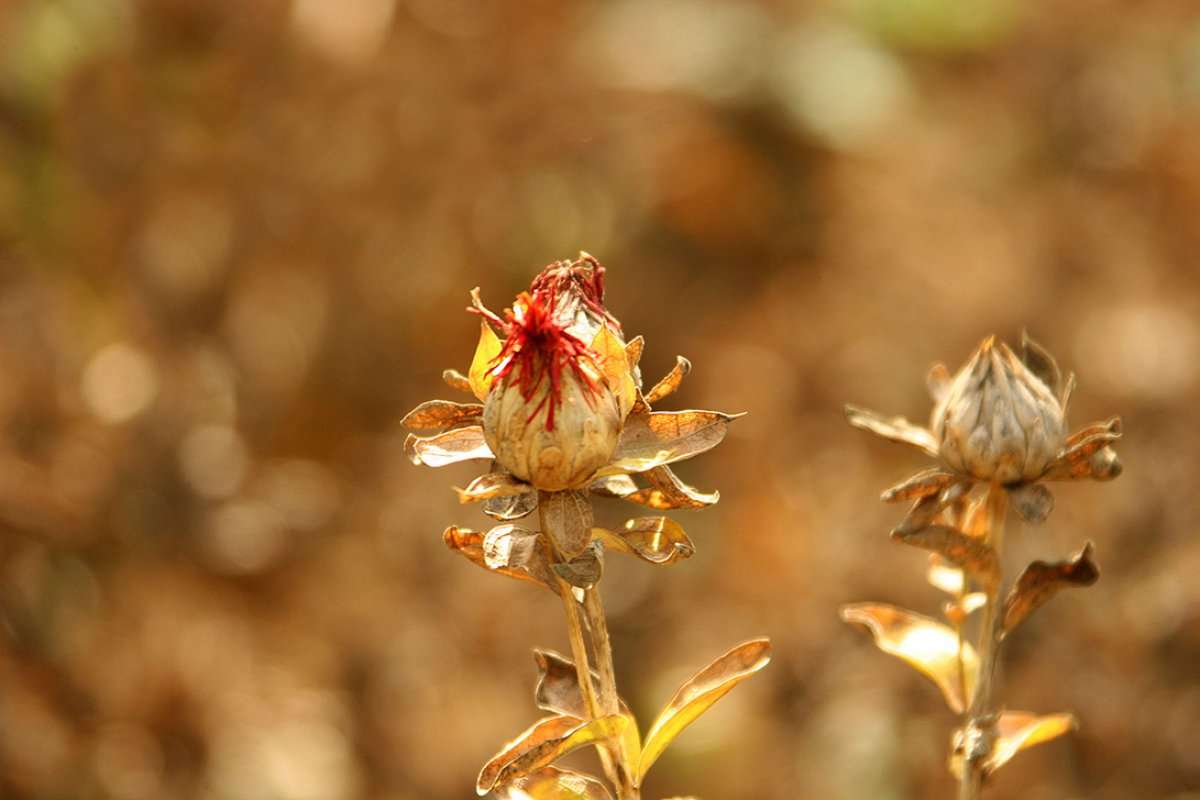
[404,255,771,800]
[843,334,1121,798]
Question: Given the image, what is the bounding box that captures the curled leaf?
[553,541,604,589]
[841,603,978,713]
[845,404,939,457]
[950,712,1077,779]
[1001,542,1099,636]
[401,399,483,431]
[469,319,504,401]
[626,466,719,510]
[456,472,533,504]
[443,368,472,394]
[891,525,1000,590]
[645,356,692,405]
[638,638,772,782]
[1043,418,1123,481]
[477,715,628,796]
[593,517,695,566]
[1009,483,1054,525]
[881,468,960,503]
[539,490,594,559]
[493,767,614,800]
[443,526,556,593]
[604,410,740,475]
[405,427,493,468]
[624,335,645,372]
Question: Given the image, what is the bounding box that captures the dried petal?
[552,541,604,589]
[645,356,692,406]
[539,490,594,558]
[443,526,556,593]
[881,468,960,503]
[638,638,772,782]
[594,517,695,565]
[406,428,493,467]
[1001,542,1099,636]
[845,404,939,457]
[494,767,614,800]
[891,525,1000,590]
[469,320,504,401]
[477,715,627,796]
[603,410,740,475]
[443,368,472,394]
[401,399,483,430]
[1009,483,1054,524]
[456,472,533,503]
[841,603,978,713]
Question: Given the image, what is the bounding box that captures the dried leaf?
[881,468,959,503]
[1020,331,1062,396]
[625,335,645,372]
[400,399,483,430]
[443,526,556,593]
[1009,483,1054,524]
[645,356,692,405]
[587,474,639,500]
[845,404,939,457]
[443,368,473,394]
[891,525,1000,590]
[493,767,614,800]
[406,427,493,467]
[950,712,1077,779]
[485,490,539,521]
[594,517,695,566]
[456,472,533,503]
[1043,418,1123,481]
[553,541,604,589]
[469,320,504,401]
[603,410,740,475]
[841,603,978,713]
[894,481,968,536]
[592,324,638,418]
[927,363,951,403]
[540,490,594,558]
[477,715,628,796]
[638,638,772,782]
[1001,542,1099,636]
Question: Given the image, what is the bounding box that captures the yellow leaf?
[593,518,695,566]
[591,323,637,418]
[638,638,772,783]
[601,410,741,476]
[443,526,557,593]
[950,712,1077,778]
[644,356,691,405]
[469,320,504,401]
[841,603,978,713]
[477,715,628,796]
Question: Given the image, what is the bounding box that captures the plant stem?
[584,585,640,799]
[958,485,1007,800]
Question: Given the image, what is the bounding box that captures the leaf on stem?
[593,518,695,566]
[484,489,539,521]
[603,410,740,475]
[841,603,978,713]
[844,404,939,457]
[949,712,1077,779]
[881,468,960,503]
[539,490,594,558]
[1009,483,1054,525]
[638,638,772,783]
[443,368,472,394]
[552,541,604,589]
[469,320,504,401]
[624,335,645,372]
[443,526,557,593]
[405,428,493,468]
[645,356,692,405]
[588,474,639,500]
[1001,542,1099,636]
[477,714,627,796]
[400,399,483,430]
[627,466,720,510]
[890,525,1000,590]
[456,472,532,503]
[492,767,614,800]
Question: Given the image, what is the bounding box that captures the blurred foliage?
[0,1,1199,799]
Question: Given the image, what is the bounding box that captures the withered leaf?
[592,324,638,417]
[1043,418,1123,481]
[625,335,645,372]
[484,474,539,520]
[891,525,1000,590]
[881,468,960,504]
[587,474,639,500]
[949,712,1076,779]
[400,399,483,430]
[443,368,472,394]
[477,715,628,796]
[406,427,493,467]
[845,404,939,457]
[468,320,504,401]
[1020,330,1062,396]
[456,472,532,503]
[539,490,595,559]
[593,517,695,566]
[645,356,692,406]
[443,526,556,593]
[1009,483,1054,525]
[893,482,968,536]
[638,638,772,782]
[603,410,740,475]
[552,541,604,589]
[493,767,614,800]
[1001,542,1099,636]
[625,466,719,510]
[841,603,978,714]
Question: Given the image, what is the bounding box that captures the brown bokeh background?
[2,1,1199,798]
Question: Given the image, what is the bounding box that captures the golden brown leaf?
[588,474,639,500]
[477,715,628,796]
[1001,542,1099,636]
[881,468,960,503]
[400,399,483,430]
[469,320,504,401]
[405,427,493,467]
[591,324,637,418]
[443,526,556,593]
[456,472,533,503]
[539,490,594,558]
[443,368,473,394]
[638,638,772,782]
[532,650,642,770]
[624,335,645,372]
[625,466,719,510]
[484,490,539,521]
[552,541,604,589]
[593,518,695,566]
[841,603,978,713]
[493,767,614,800]
[844,404,939,457]
[603,410,740,475]
[891,525,1000,590]
[645,356,692,405]
[950,712,1076,779]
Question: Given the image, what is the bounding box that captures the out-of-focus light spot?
[82,343,159,423]
[94,723,163,800]
[845,0,1018,54]
[205,501,288,574]
[225,269,328,397]
[1076,303,1200,401]
[257,460,341,531]
[581,0,770,100]
[290,0,395,65]
[179,425,250,499]
[264,720,359,800]
[770,23,910,151]
[138,192,233,300]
